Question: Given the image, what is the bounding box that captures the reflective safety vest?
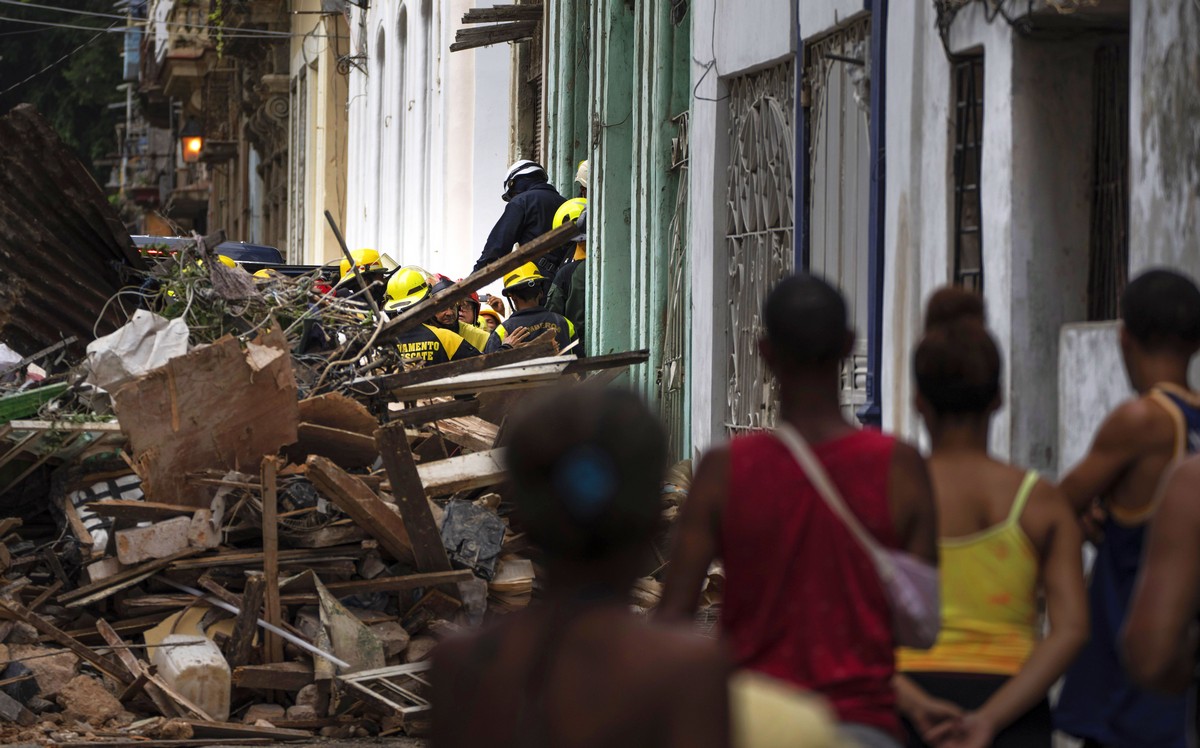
[483,306,576,354]
[396,324,481,364]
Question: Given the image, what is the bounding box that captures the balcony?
[146,0,218,99]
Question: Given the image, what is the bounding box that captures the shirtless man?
[1123,453,1200,745]
[432,386,729,748]
[1054,269,1200,748]
[658,274,938,747]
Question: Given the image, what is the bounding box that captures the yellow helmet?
[501,262,546,297]
[253,268,277,280]
[553,197,587,229]
[384,268,431,311]
[339,249,382,279]
[216,254,237,268]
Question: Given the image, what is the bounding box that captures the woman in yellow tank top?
[894,289,1088,748]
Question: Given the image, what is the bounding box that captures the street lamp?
[180,119,203,164]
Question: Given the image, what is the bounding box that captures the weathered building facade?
[344,0,513,278]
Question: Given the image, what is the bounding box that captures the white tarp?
[86,310,189,390]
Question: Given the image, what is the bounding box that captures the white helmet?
[502,159,547,201]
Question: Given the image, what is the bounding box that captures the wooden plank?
[408,449,507,496]
[278,570,474,604]
[375,425,451,573]
[450,21,537,51]
[461,5,543,23]
[0,517,23,537]
[6,419,122,432]
[388,361,568,400]
[297,393,377,435]
[65,741,273,748]
[87,499,196,522]
[306,456,415,565]
[435,416,499,453]
[167,547,359,570]
[377,221,578,340]
[357,338,556,394]
[0,599,129,685]
[290,423,378,468]
[112,331,299,507]
[180,720,312,741]
[389,398,480,426]
[231,662,314,691]
[562,349,650,375]
[59,548,202,606]
[261,457,284,666]
[225,574,265,669]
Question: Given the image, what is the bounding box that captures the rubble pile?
[0,236,704,746]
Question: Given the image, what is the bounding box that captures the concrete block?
[242,703,285,725]
[7,646,78,697]
[369,621,410,659]
[55,675,122,725]
[286,704,318,721]
[116,516,192,565]
[294,683,328,716]
[85,558,125,585]
[187,509,221,550]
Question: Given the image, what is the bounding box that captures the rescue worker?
[335,248,390,307]
[459,289,482,326]
[473,160,567,280]
[478,302,502,333]
[575,159,589,198]
[484,262,576,354]
[385,268,481,365]
[546,199,587,353]
[430,276,492,352]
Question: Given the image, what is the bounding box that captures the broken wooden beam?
[356,337,555,394]
[387,358,569,400]
[450,20,538,51]
[389,398,481,426]
[461,4,543,23]
[278,570,474,604]
[562,348,650,375]
[87,499,196,523]
[0,598,130,685]
[415,449,506,496]
[261,457,284,667]
[306,456,415,565]
[59,548,202,607]
[96,618,186,719]
[226,574,265,669]
[231,662,314,691]
[376,424,452,573]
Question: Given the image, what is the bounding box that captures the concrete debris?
[0,193,674,743]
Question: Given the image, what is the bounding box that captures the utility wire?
[0,22,115,98]
[0,13,345,40]
[0,0,328,39]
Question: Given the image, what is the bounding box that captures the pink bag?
[775,424,941,649]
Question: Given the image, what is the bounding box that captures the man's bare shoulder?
[1100,396,1178,444]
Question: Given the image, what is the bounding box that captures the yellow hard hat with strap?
[502,262,546,297]
[384,268,431,311]
[339,248,382,280]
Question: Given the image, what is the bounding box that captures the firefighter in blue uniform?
[484,263,576,354]
[385,268,481,364]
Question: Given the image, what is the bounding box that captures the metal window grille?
[724,61,796,435]
[805,18,871,419]
[658,110,689,457]
[1087,42,1129,322]
[952,54,984,292]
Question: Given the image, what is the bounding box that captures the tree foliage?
[0,1,125,181]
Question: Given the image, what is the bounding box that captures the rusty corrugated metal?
[0,104,146,357]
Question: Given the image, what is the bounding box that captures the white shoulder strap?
[774,424,885,561]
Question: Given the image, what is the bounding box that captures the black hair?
[914,287,1001,415]
[503,385,667,563]
[763,273,850,366]
[506,283,543,304]
[1122,269,1200,354]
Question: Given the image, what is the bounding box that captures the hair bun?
[924,287,986,332]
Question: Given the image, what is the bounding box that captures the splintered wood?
[113,330,299,507]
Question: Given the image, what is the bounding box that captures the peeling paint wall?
[1129,0,1200,278]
